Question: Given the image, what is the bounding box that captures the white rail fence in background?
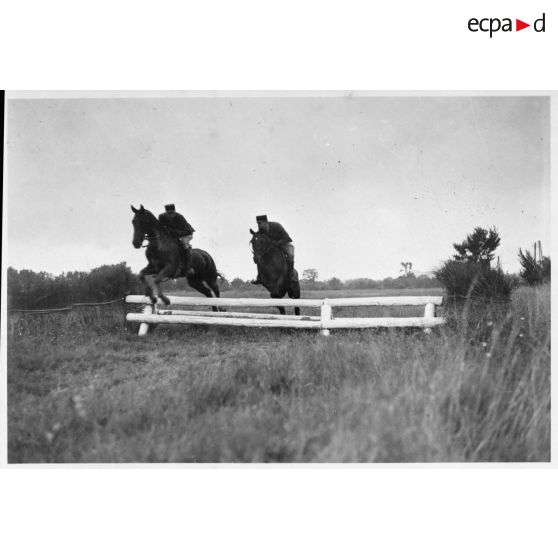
[125,295,445,336]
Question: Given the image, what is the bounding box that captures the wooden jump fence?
[125,295,445,336]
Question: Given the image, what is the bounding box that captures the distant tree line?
[7,262,441,309]
[9,228,550,309]
[216,272,441,292]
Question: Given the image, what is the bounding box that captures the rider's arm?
[175,215,195,236]
[268,223,292,243]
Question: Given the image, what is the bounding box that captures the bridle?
[251,234,277,260]
[134,216,160,249]
[140,232,159,248]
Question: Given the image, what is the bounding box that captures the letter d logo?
[534,13,546,32]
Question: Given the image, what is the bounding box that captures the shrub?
[434,260,517,301]
[453,226,501,267]
[8,263,140,310]
[518,249,550,286]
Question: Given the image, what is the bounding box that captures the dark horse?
[131,205,221,307]
[250,229,301,315]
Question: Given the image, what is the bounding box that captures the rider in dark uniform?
[251,214,296,284]
[158,204,195,276]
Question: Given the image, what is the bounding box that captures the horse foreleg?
[139,267,157,304]
[153,265,175,306]
[270,293,286,315]
[287,282,301,316]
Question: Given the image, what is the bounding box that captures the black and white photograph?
[4,92,550,463]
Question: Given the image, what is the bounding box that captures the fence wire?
[8,298,126,314]
[444,294,512,305]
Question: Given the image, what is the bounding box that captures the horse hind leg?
[189,279,219,312]
[208,279,224,312]
[203,254,222,311]
[208,279,220,298]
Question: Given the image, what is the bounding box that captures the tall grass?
[7,286,549,463]
[8,303,127,339]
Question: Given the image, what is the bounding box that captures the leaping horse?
[131,205,221,308]
[250,229,301,315]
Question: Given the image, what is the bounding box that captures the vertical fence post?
[138,303,154,336]
[423,302,435,334]
[321,300,332,336]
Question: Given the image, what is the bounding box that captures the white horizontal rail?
[326,296,443,307]
[127,313,322,329]
[156,309,320,321]
[322,317,445,329]
[125,295,321,308]
[128,313,444,330]
[125,295,442,308]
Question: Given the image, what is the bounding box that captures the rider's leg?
[284,244,295,280]
[180,235,195,276]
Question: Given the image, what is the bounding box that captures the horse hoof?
[149,296,157,305]
[161,296,171,306]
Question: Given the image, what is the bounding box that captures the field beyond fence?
[7,285,550,463]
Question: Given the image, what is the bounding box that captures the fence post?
[138,304,154,336]
[321,300,332,336]
[423,302,435,334]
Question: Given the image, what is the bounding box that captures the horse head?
[131,204,158,248]
[249,228,274,259]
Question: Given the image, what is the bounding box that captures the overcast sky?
[6,93,550,281]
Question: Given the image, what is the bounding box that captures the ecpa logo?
[468,13,546,37]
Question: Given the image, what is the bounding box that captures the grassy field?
[7,286,550,463]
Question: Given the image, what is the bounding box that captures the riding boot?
[287,257,296,283]
[183,247,195,277]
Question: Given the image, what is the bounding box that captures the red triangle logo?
[516,19,530,31]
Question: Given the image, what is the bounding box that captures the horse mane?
[137,207,164,237]
[143,208,159,225]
